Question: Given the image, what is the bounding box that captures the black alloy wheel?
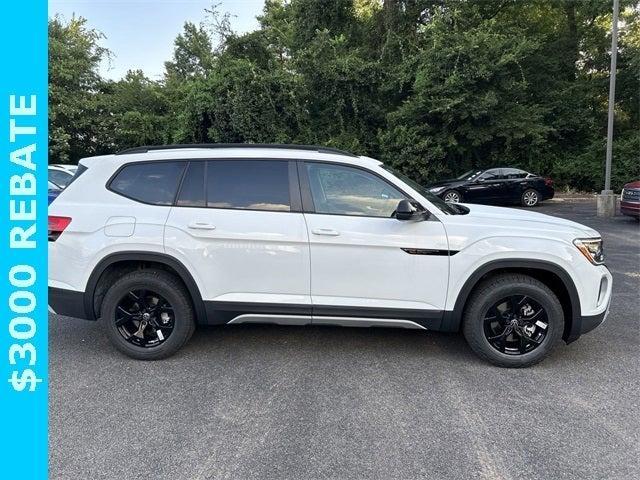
[101,269,195,360]
[462,273,564,368]
[483,295,548,355]
[115,289,175,348]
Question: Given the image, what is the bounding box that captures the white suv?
[48,144,612,367]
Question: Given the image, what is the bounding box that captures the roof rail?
[115,143,358,157]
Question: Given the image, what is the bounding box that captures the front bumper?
[580,305,610,335]
[620,200,640,217]
[565,265,612,343]
[566,299,611,343]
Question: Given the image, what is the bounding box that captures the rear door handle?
[312,228,340,236]
[187,222,216,230]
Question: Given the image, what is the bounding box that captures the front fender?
[442,237,585,341]
[446,236,584,311]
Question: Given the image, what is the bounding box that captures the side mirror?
[395,199,429,221]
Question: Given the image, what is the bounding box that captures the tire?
[444,190,463,203]
[462,273,564,368]
[100,269,195,360]
[521,188,540,207]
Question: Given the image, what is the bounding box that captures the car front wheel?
[100,269,195,360]
[462,273,564,367]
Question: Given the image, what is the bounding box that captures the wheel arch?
[84,252,206,323]
[442,259,582,343]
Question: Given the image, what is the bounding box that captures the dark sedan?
[427,168,554,207]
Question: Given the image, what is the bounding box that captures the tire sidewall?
[464,281,563,367]
[101,272,194,360]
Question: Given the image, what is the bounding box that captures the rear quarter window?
[109,161,186,205]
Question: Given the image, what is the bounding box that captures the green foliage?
[164,22,214,79]
[104,70,170,148]
[174,57,306,143]
[48,1,640,191]
[48,15,109,162]
[382,5,551,183]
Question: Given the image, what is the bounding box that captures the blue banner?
[0,1,48,478]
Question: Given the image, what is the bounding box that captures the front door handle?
[312,228,340,236]
[187,222,216,230]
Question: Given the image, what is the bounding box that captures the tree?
[380,2,551,182]
[48,1,640,190]
[102,70,170,149]
[48,15,109,163]
[164,22,214,80]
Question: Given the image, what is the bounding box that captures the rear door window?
[109,161,186,205]
[478,169,502,181]
[206,160,291,211]
[503,168,528,179]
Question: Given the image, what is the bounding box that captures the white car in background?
[48,144,611,367]
[48,164,78,188]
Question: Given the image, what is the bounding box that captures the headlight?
[573,238,604,265]
[429,186,446,194]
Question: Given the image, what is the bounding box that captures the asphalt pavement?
[49,198,639,480]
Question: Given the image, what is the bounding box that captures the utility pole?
[597,0,620,217]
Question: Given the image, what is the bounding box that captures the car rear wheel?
[462,273,564,368]
[444,190,462,203]
[521,189,540,207]
[100,269,195,360]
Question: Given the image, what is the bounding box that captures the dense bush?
[49,1,640,191]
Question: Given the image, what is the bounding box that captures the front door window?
[305,163,405,217]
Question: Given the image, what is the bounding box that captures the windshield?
[381,165,459,215]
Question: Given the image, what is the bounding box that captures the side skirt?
[204,301,443,330]
[312,317,427,330]
[227,314,427,330]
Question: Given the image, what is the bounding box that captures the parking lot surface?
[50,199,639,480]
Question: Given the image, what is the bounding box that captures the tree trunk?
[564,2,579,81]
